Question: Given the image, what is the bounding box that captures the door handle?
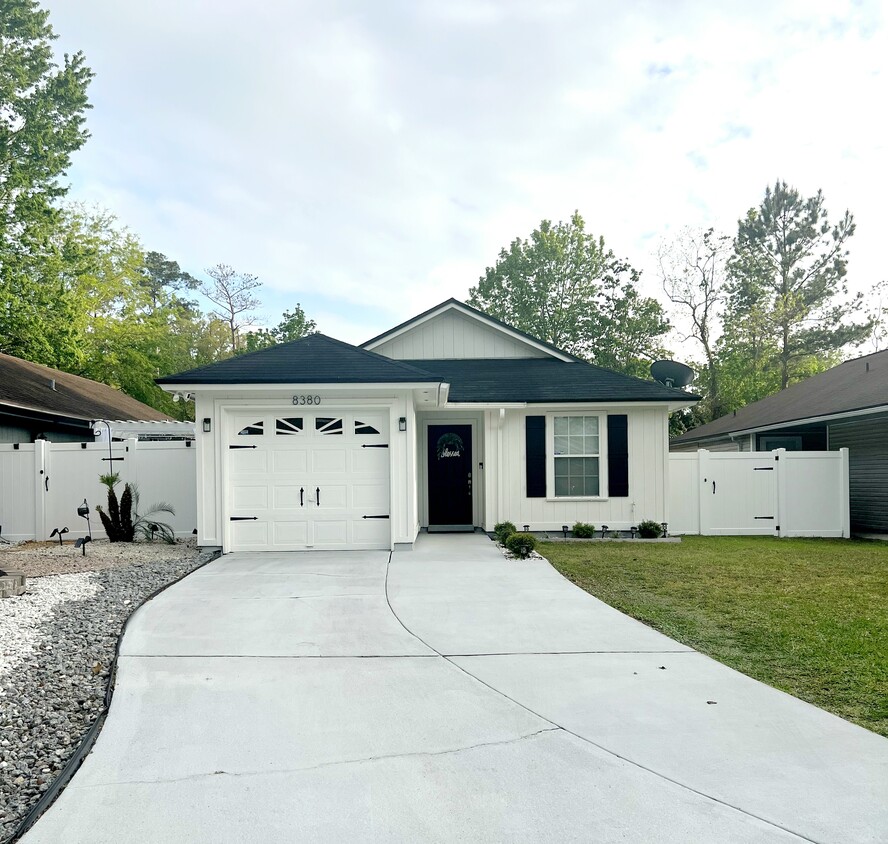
[300,487,304,507]
[712,480,716,494]
[316,487,320,506]
[45,476,49,492]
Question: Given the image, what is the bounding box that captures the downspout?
[497,407,505,528]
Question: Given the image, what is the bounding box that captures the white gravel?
[0,548,216,842]
[0,575,99,676]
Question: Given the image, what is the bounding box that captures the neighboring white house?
[158,299,698,553]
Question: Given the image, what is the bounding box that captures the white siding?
[481,406,669,531]
[373,310,550,360]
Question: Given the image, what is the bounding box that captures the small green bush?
[505,532,537,558]
[493,521,517,543]
[637,519,663,539]
[572,522,595,538]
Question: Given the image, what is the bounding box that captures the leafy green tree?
[242,305,317,352]
[140,251,199,309]
[0,0,93,365]
[468,212,669,375]
[725,181,870,391]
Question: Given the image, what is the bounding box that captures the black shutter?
[607,414,629,497]
[525,416,546,498]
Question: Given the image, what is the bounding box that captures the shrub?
[505,532,537,558]
[637,519,663,539]
[493,521,517,544]
[572,522,595,538]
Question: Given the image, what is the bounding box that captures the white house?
[158,299,698,552]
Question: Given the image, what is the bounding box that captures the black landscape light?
[523,524,530,532]
[661,522,668,538]
[630,525,637,539]
[148,523,159,541]
[562,524,569,539]
[77,499,92,540]
[49,526,70,546]
[601,524,609,538]
[74,535,91,556]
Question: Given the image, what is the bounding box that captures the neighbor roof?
[674,349,888,443]
[156,334,444,385]
[402,358,697,403]
[0,353,172,423]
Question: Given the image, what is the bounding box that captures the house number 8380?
[293,395,321,406]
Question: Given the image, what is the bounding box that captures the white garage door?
[225,410,390,551]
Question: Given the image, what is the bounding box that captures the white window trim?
[545,411,608,501]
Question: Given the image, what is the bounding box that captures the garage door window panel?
[275,417,304,435]
[237,421,264,436]
[315,417,343,435]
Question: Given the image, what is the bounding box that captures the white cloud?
[46,0,887,344]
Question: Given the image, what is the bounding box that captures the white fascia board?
[725,403,888,437]
[159,381,440,394]
[443,402,528,409]
[363,301,575,362]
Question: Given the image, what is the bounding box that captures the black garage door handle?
[316,487,320,506]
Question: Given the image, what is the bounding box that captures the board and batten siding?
[372,309,549,360]
[828,415,888,532]
[483,406,669,531]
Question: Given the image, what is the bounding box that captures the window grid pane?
[553,455,599,497]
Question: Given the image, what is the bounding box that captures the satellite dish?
[650,360,694,389]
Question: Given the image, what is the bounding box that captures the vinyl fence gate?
[669,449,850,537]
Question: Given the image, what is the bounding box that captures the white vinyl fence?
[669,449,850,537]
[0,439,196,543]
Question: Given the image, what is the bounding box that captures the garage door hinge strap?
[362,515,390,519]
[753,467,774,471]
[229,516,258,521]
[361,444,389,448]
[229,445,257,449]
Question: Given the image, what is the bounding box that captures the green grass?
[539,536,888,736]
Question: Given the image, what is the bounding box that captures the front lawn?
[539,536,888,737]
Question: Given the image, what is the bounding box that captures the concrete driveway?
[24,534,888,843]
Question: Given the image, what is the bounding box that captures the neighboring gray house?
[0,353,175,443]
[671,350,888,532]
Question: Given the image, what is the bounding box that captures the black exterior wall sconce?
[203,418,211,433]
[398,417,407,432]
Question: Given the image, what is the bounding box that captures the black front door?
[428,424,473,527]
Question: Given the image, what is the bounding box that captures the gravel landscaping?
[0,539,215,843]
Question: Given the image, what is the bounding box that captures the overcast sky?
[47,0,886,345]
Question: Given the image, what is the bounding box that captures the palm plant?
[95,474,176,543]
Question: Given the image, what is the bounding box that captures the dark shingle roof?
[401,359,698,403]
[674,349,888,443]
[156,334,443,385]
[0,354,172,422]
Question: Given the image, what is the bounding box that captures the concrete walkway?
[23,534,888,843]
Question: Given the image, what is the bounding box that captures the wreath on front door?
[436,432,464,459]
